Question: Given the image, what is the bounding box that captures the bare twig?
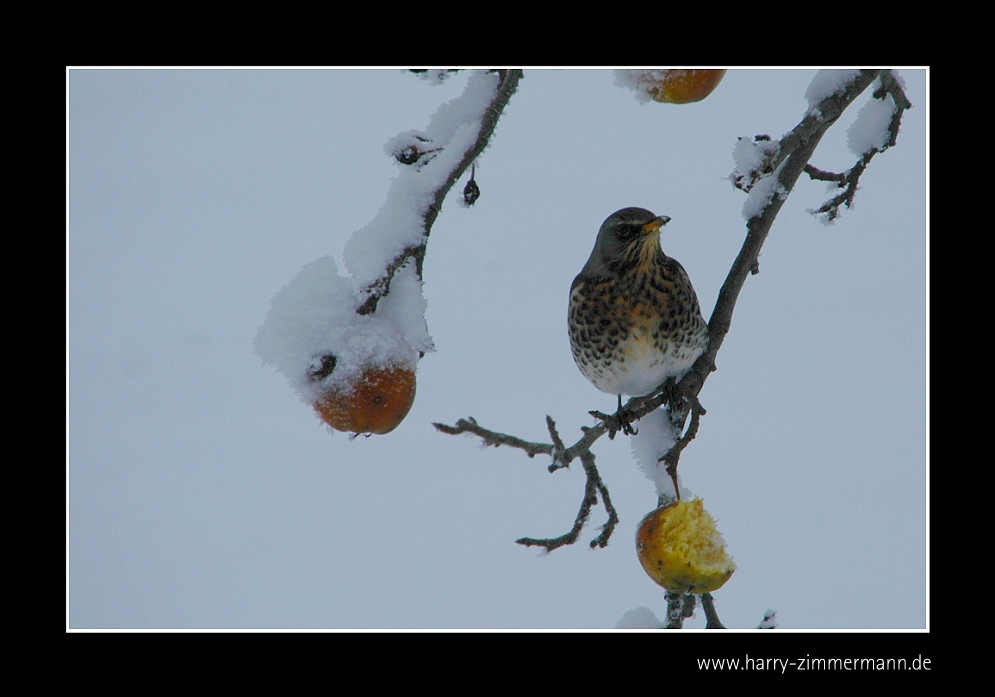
[586,452,619,549]
[432,417,551,459]
[516,450,618,552]
[875,71,912,148]
[433,417,619,551]
[659,397,704,498]
[546,415,567,470]
[804,165,847,183]
[701,592,725,629]
[682,593,697,619]
[515,460,595,551]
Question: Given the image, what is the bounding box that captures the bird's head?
[584,207,671,275]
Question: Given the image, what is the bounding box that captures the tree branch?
[432,417,619,551]
[432,417,551,459]
[701,592,725,629]
[665,591,686,629]
[659,397,704,497]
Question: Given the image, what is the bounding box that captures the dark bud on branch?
[463,179,480,206]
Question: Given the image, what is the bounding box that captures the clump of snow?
[757,609,778,629]
[614,69,670,104]
[630,408,692,501]
[255,255,419,405]
[730,136,780,192]
[847,83,896,155]
[730,136,786,221]
[344,71,499,290]
[741,161,787,221]
[376,261,435,356]
[616,606,664,629]
[805,70,861,108]
[411,69,457,85]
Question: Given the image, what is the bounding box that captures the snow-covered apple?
[314,363,416,435]
[645,70,726,104]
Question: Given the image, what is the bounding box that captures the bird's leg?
[588,395,638,440]
[615,394,638,436]
[662,377,690,431]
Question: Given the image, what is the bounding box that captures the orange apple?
[645,69,726,104]
[314,363,416,435]
[636,498,735,594]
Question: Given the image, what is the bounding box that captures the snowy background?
[68,68,927,629]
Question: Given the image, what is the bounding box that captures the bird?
[568,207,708,424]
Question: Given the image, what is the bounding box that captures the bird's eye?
[615,223,640,241]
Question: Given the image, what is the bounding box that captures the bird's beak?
[642,216,671,235]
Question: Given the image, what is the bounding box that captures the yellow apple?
[636,497,735,594]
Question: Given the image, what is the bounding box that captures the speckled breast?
[568,259,708,397]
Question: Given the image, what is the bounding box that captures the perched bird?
[568,207,708,409]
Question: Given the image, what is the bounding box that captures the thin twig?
[659,398,704,498]
[432,417,551,459]
[584,452,618,549]
[682,593,697,619]
[701,592,725,629]
[546,415,568,470]
[804,165,847,183]
[432,418,619,551]
[516,451,614,551]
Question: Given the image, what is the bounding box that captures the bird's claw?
[588,407,638,440]
[659,378,689,429]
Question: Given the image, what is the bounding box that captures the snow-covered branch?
[688,70,884,399]
[803,70,912,222]
[355,69,523,315]
[665,591,697,629]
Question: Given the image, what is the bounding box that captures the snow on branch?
[803,71,912,222]
[696,69,884,391]
[352,69,523,315]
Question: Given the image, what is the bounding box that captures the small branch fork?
[432,388,697,552]
[433,415,619,551]
[357,70,523,316]
[436,70,903,562]
[804,70,912,222]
